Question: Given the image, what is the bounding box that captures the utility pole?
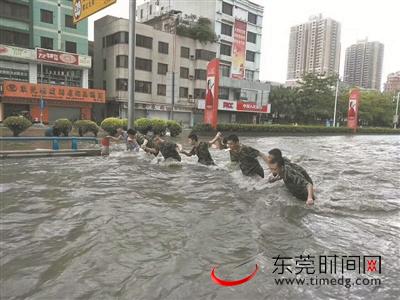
[40,63,44,125]
[127,0,136,129]
[333,77,339,127]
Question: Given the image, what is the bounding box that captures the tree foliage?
[176,17,217,44]
[269,73,396,127]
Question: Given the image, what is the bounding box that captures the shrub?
[3,116,32,136]
[192,123,400,135]
[151,119,167,135]
[100,117,123,135]
[121,118,128,130]
[134,118,153,134]
[54,118,73,136]
[74,120,99,137]
[166,120,182,137]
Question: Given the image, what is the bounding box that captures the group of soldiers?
[106,128,315,206]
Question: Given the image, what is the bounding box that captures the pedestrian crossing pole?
[127,0,136,129]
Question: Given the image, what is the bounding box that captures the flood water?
[1,135,399,300]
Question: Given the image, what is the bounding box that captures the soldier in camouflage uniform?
[226,134,269,178]
[179,133,215,165]
[267,148,313,184]
[141,135,181,162]
[268,155,315,205]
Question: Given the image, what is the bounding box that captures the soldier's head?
[268,148,282,164]
[153,134,164,145]
[116,127,124,135]
[269,156,285,176]
[188,133,198,145]
[127,129,137,139]
[226,135,240,151]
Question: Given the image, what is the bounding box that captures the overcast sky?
[88,0,400,85]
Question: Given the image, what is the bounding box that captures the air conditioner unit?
[190,55,195,60]
[188,95,194,103]
[216,10,222,14]
[189,75,194,80]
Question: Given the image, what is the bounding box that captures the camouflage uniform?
[230,145,264,178]
[283,157,313,184]
[188,142,215,165]
[282,164,313,201]
[158,142,181,161]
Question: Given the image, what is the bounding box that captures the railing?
[0,137,98,151]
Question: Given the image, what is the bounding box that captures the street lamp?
[393,91,400,129]
[333,77,340,127]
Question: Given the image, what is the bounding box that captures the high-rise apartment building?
[286,14,341,86]
[343,39,384,90]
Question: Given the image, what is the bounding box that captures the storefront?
[197,99,271,124]
[1,80,105,123]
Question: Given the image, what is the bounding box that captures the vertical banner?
[347,88,361,130]
[204,59,220,128]
[231,20,247,79]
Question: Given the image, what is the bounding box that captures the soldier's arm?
[306,184,314,206]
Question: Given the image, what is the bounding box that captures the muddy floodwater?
[1,135,399,300]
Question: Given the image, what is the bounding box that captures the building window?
[248,12,257,25]
[40,36,53,50]
[65,41,77,53]
[221,23,232,36]
[195,49,216,61]
[158,63,168,75]
[245,69,255,80]
[40,9,53,24]
[179,87,189,98]
[246,50,256,62]
[150,5,152,15]
[219,87,229,100]
[116,55,128,68]
[135,80,152,94]
[158,41,169,54]
[37,65,82,87]
[220,44,232,56]
[65,15,76,29]
[180,67,189,79]
[195,69,206,80]
[220,64,231,77]
[140,9,143,19]
[247,31,257,44]
[105,31,129,47]
[103,80,107,90]
[136,34,153,49]
[181,47,190,58]
[0,1,30,21]
[0,29,29,48]
[103,59,107,71]
[135,57,152,72]
[194,88,206,99]
[157,84,166,96]
[222,2,233,16]
[116,78,128,91]
[0,62,29,82]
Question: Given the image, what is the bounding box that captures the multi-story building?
[286,14,341,86]
[343,39,384,91]
[0,0,104,122]
[137,0,264,81]
[94,15,270,126]
[384,71,400,94]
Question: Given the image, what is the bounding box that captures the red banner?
[3,80,106,103]
[231,20,247,79]
[204,59,220,128]
[347,89,361,130]
[237,101,271,113]
[37,48,79,66]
